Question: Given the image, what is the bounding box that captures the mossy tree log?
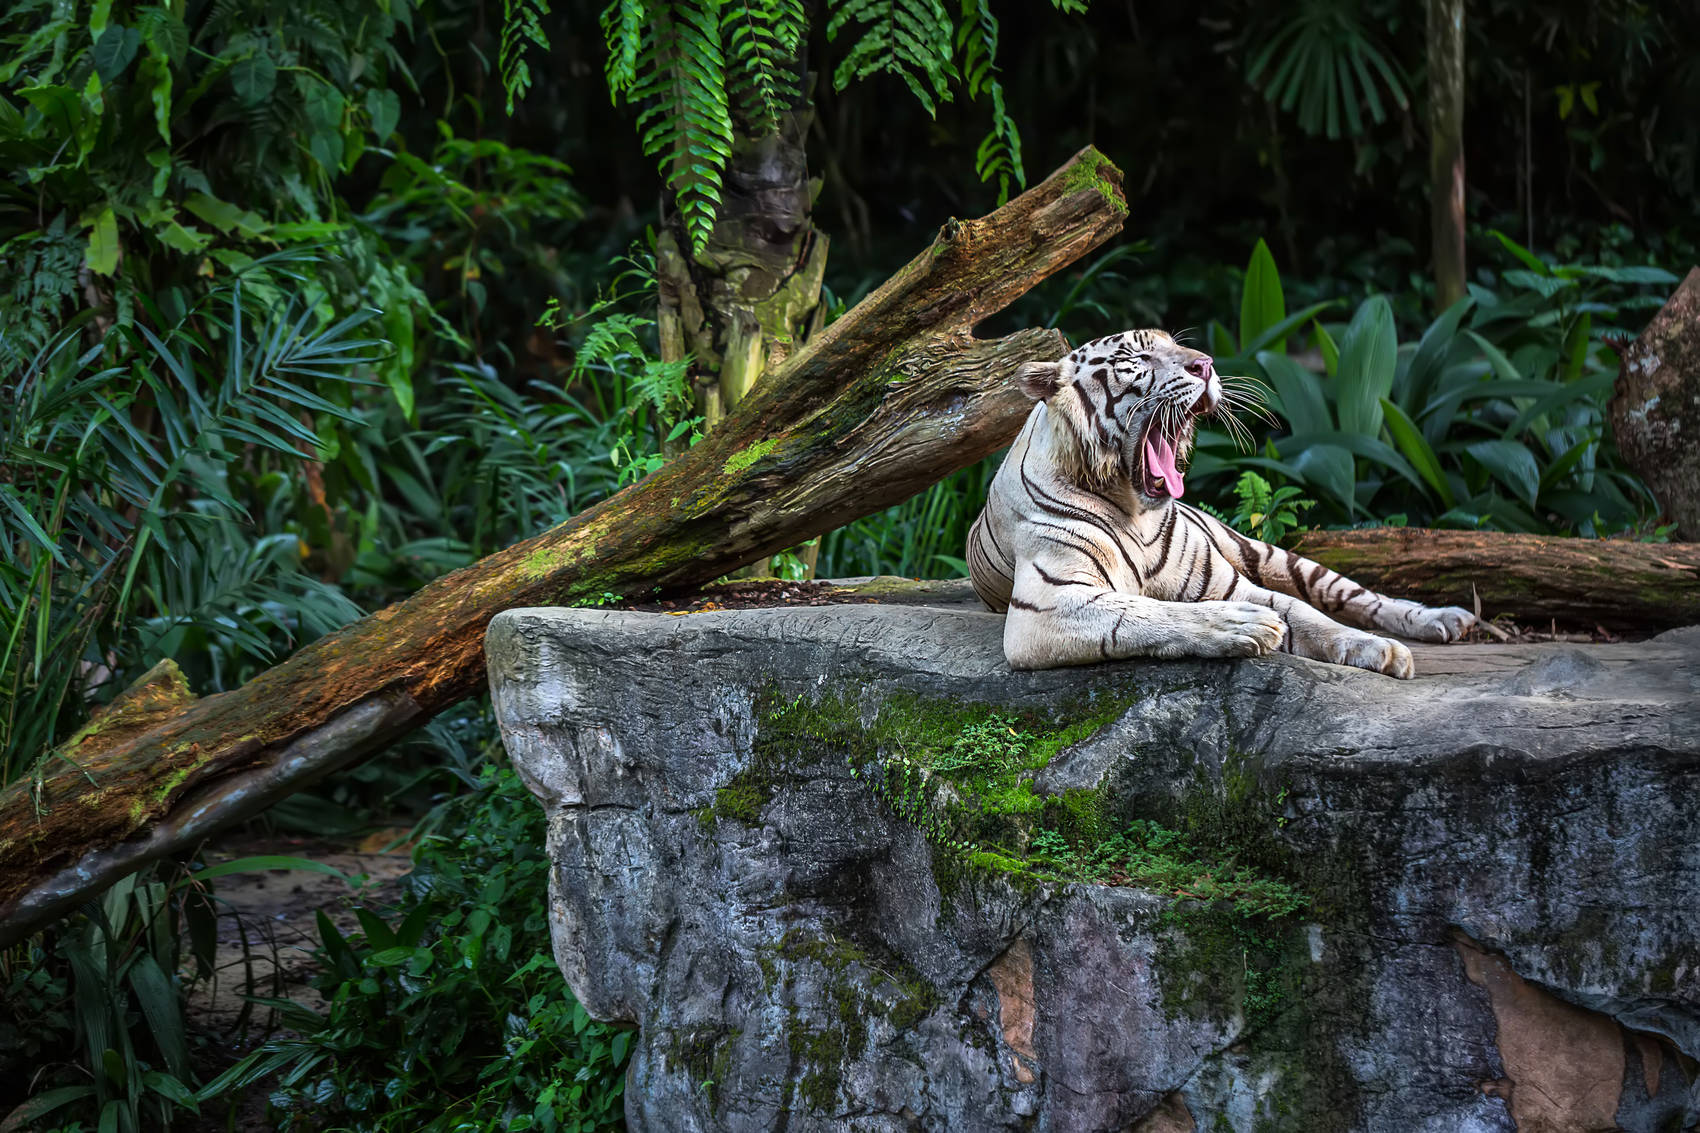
[1288,528,1700,631]
[0,148,1128,945]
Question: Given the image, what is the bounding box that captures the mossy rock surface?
[488,604,1700,1132]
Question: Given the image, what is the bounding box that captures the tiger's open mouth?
[1136,417,1191,499]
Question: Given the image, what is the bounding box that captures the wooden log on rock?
[1610,266,1700,540]
[0,149,1128,946]
[1288,527,1700,632]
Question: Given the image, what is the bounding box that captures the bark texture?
[1427,0,1466,311]
[0,149,1127,946]
[1288,527,1700,631]
[1609,267,1700,540]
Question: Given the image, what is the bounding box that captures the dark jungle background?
[2,0,1695,1127]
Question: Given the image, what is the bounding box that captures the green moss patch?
[723,436,780,477]
[1059,149,1128,216]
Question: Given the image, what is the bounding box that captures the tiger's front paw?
[1405,605,1475,643]
[1337,633,1415,679]
[1193,601,1288,658]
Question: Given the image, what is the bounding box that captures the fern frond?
[827,0,956,116]
[621,0,734,253]
[956,0,1023,203]
[500,0,552,113]
[722,0,806,132]
[601,0,646,97]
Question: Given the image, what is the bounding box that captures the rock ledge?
[486,601,1700,1132]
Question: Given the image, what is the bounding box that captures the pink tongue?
[1144,434,1185,498]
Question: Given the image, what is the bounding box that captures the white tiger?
[966,330,1475,677]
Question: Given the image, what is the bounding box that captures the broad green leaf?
[1335,296,1396,438]
[1208,320,1236,357]
[20,83,82,137]
[382,304,416,422]
[1313,321,1339,377]
[1487,229,1549,274]
[139,52,171,143]
[1284,429,1428,493]
[1464,439,1541,505]
[1539,435,1598,492]
[1,1085,96,1128]
[1501,371,1616,438]
[84,205,119,275]
[92,25,140,81]
[1400,295,1472,411]
[1239,238,1286,352]
[1560,312,1591,384]
[140,7,189,63]
[142,1070,198,1110]
[188,854,353,885]
[89,0,114,36]
[183,192,265,237]
[129,953,190,1078]
[145,148,171,195]
[1380,398,1454,507]
[1462,329,1521,384]
[1288,443,1357,515]
[1256,351,1331,435]
[230,52,276,105]
[157,221,209,253]
[1237,300,1336,360]
[366,88,400,141]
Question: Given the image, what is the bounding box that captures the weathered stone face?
[485,591,1700,1132]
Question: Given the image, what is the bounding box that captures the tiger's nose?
[1186,357,1219,413]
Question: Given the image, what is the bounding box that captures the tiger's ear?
[1015,360,1063,401]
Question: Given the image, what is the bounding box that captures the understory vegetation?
[2,0,1696,1126]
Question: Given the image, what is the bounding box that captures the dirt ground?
[179,830,414,1130]
[184,830,415,1035]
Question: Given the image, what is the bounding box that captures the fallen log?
[1287,527,1700,632]
[0,148,1127,946]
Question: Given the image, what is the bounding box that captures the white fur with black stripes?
[966,330,1475,676]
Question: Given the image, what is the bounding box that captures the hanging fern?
[957,0,1020,203]
[723,0,807,134]
[500,0,552,114]
[601,0,735,253]
[826,0,957,116]
[578,0,1096,253]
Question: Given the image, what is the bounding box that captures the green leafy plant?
[199,762,631,1132]
[1204,470,1316,545]
[1191,235,1673,536]
[1245,0,1410,140]
[0,260,380,786]
[1,854,351,1133]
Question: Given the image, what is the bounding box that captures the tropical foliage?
[0,0,1695,1127]
[1189,237,1675,536]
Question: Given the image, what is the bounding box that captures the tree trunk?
[0,148,1128,946]
[656,105,826,432]
[1608,266,1700,541]
[1287,527,1700,631]
[1427,0,1466,311]
[657,101,828,571]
